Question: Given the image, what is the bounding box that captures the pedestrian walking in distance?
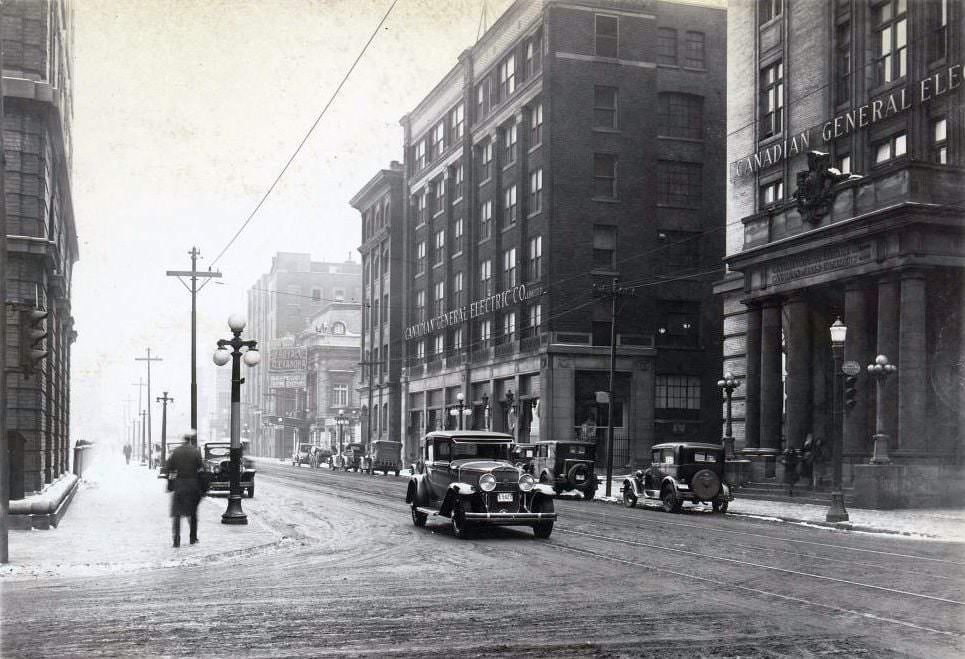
[123,443,132,465]
[165,430,205,547]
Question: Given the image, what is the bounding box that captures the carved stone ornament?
[792,151,851,225]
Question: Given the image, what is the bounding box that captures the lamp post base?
[722,435,735,460]
[221,495,248,525]
[870,433,892,465]
[825,491,850,523]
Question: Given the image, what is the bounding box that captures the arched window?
[332,321,346,335]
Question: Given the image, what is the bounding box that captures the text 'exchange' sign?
[404,284,541,340]
[269,346,306,389]
[731,64,962,180]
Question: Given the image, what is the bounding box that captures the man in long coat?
[165,430,205,547]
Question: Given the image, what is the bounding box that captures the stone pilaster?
[760,300,783,452]
[876,276,899,450]
[784,296,811,450]
[898,270,927,453]
[743,304,762,451]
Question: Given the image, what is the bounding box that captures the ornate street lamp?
[448,392,471,430]
[826,317,849,523]
[716,372,739,459]
[213,314,260,525]
[482,393,490,431]
[335,408,349,456]
[867,354,898,465]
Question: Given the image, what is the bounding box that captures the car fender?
[661,476,683,495]
[439,482,476,517]
[539,469,555,484]
[406,475,427,504]
[622,477,637,495]
[720,482,732,500]
[532,483,555,497]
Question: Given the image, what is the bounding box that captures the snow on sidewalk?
[1,455,282,580]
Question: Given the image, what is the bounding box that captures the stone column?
[784,296,811,450]
[876,276,900,450]
[743,304,762,451]
[810,307,832,455]
[843,283,872,457]
[898,270,927,453]
[760,300,783,453]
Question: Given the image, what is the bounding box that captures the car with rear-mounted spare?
[622,442,732,513]
[406,431,558,538]
[526,440,598,500]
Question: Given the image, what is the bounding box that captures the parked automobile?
[204,442,256,498]
[334,443,366,471]
[309,447,333,468]
[622,442,732,513]
[405,431,558,538]
[527,440,598,499]
[291,443,315,467]
[367,440,402,476]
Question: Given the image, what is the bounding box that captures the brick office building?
[3,0,78,499]
[397,0,725,465]
[243,253,362,457]
[718,0,964,506]
[351,163,404,454]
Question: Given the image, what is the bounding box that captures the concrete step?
[736,481,850,506]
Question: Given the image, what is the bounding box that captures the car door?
[644,449,661,491]
[426,438,453,501]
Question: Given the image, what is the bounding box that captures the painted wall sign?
[731,64,962,180]
[404,284,542,340]
[269,346,307,371]
[269,373,305,389]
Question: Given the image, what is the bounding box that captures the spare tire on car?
[690,468,722,501]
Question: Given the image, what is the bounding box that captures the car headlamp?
[518,473,535,492]
[479,473,497,492]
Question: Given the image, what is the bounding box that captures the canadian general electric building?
[719,0,964,506]
[392,0,726,465]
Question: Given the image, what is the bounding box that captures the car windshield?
[451,441,512,460]
[206,446,229,458]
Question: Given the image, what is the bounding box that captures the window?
[836,21,852,104]
[504,247,518,287]
[656,301,700,348]
[929,0,949,62]
[452,271,464,307]
[433,178,445,213]
[479,200,493,239]
[593,225,616,271]
[332,321,346,336]
[657,27,677,65]
[479,319,492,344]
[454,163,465,200]
[760,179,784,207]
[758,0,783,24]
[381,248,389,275]
[837,153,852,174]
[526,31,543,77]
[933,118,948,164]
[416,290,426,321]
[433,334,445,357]
[416,241,426,273]
[480,141,493,181]
[434,229,445,265]
[480,259,493,295]
[415,140,426,170]
[593,153,618,199]
[312,288,321,301]
[499,54,516,101]
[874,132,907,165]
[656,375,700,411]
[528,235,543,281]
[528,303,542,335]
[760,61,784,138]
[372,298,380,328]
[504,184,518,226]
[594,86,618,129]
[433,121,445,158]
[416,192,427,224]
[502,311,517,343]
[529,168,543,214]
[417,341,426,361]
[382,294,389,324]
[682,31,705,68]
[453,217,464,253]
[657,161,702,208]
[476,78,489,121]
[451,326,464,351]
[504,122,518,165]
[434,280,445,316]
[658,231,700,274]
[595,14,618,58]
[334,288,345,302]
[333,384,349,407]
[450,103,465,141]
[874,0,907,85]
[658,93,702,140]
[531,103,543,146]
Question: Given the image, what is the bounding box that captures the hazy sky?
[70,0,513,444]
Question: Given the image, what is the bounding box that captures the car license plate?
[575,474,585,481]
[497,493,513,502]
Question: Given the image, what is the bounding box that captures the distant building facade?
[243,253,362,457]
[397,0,726,465]
[351,162,404,454]
[3,0,78,499]
[719,0,965,506]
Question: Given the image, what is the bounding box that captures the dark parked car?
[622,442,732,513]
[334,443,366,471]
[204,442,256,498]
[292,443,314,467]
[405,431,558,538]
[527,440,598,499]
[368,440,402,476]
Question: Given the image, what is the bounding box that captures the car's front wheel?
[532,496,555,538]
[451,500,472,538]
[661,487,682,514]
[622,487,637,508]
[411,501,427,527]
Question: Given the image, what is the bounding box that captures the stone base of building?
[8,473,80,530]
[852,463,965,509]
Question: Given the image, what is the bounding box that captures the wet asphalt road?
[2,460,964,658]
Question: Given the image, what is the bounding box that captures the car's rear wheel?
[532,496,554,538]
[411,501,427,527]
[622,487,637,508]
[713,498,728,513]
[583,484,595,500]
[661,487,682,513]
[451,500,471,538]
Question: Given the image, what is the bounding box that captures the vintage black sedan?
[622,442,732,513]
[406,431,558,538]
[527,440,598,499]
[204,442,256,498]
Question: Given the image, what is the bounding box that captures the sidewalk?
[591,475,965,543]
[1,455,282,580]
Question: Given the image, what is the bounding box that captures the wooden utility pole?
[156,392,174,474]
[166,247,221,443]
[0,7,9,564]
[135,348,162,468]
[132,379,145,462]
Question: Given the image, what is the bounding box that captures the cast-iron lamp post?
[826,317,850,523]
[867,354,898,465]
[213,314,260,525]
[448,392,471,430]
[482,393,490,431]
[716,372,739,459]
[335,409,349,456]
